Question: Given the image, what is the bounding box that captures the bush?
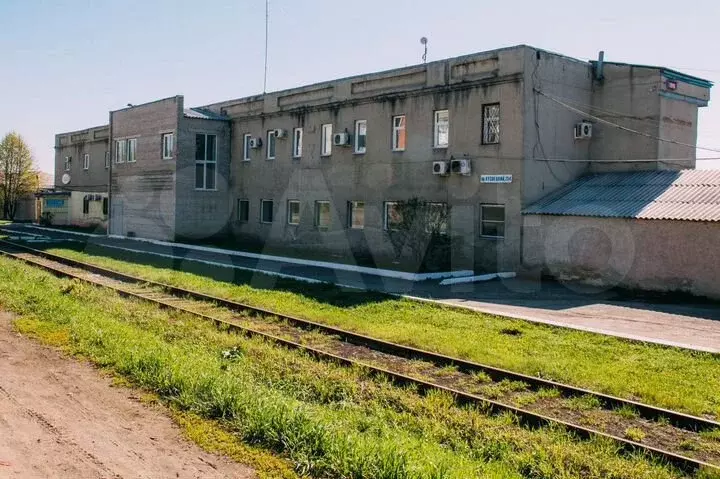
[39,211,54,226]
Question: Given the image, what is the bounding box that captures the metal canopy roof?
[183,108,229,121]
[523,170,720,222]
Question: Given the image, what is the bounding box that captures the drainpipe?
[595,51,605,81]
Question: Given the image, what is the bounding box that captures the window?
[115,139,126,163]
[347,201,365,229]
[315,201,331,230]
[237,199,249,222]
[287,200,301,225]
[83,153,90,170]
[64,156,72,171]
[480,204,505,238]
[434,110,449,148]
[354,120,367,154]
[104,151,110,169]
[292,128,303,158]
[384,201,402,231]
[321,124,333,156]
[266,130,277,160]
[102,197,109,215]
[392,115,406,151]
[127,138,137,163]
[243,134,252,161]
[195,133,217,190]
[482,104,500,144]
[260,200,274,223]
[162,133,174,159]
[428,202,449,235]
[82,196,90,215]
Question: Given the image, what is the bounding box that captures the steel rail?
[0,239,717,474]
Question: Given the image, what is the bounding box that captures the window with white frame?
[315,201,331,230]
[427,202,449,235]
[83,153,90,170]
[127,138,137,163]
[115,140,126,164]
[292,128,303,158]
[260,199,274,223]
[384,201,402,231]
[347,201,364,229]
[162,133,174,159]
[392,115,406,151]
[237,199,249,222]
[287,200,301,225]
[105,151,110,169]
[243,134,252,161]
[64,156,72,171]
[482,104,500,144]
[266,130,277,160]
[434,110,449,148]
[354,120,367,154]
[321,124,333,156]
[195,133,217,190]
[480,204,505,238]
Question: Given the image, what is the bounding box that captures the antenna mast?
[263,0,269,93]
[420,37,428,64]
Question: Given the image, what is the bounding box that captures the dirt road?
[0,312,254,479]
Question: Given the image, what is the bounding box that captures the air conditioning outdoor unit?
[574,121,593,140]
[274,128,288,139]
[333,132,351,146]
[450,158,472,176]
[248,137,262,149]
[432,161,449,176]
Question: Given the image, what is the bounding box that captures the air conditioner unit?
[248,137,262,149]
[432,161,449,176]
[333,132,351,146]
[450,159,472,176]
[273,128,287,139]
[574,121,593,140]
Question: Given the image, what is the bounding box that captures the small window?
[315,201,331,230]
[104,151,110,169]
[127,138,137,163]
[392,115,406,151]
[162,133,174,159]
[237,199,249,222]
[115,139,126,163]
[266,130,277,160]
[260,199,274,223]
[82,196,90,215]
[243,134,252,161]
[287,200,301,225]
[195,134,217,190]
[482,104,500,145]
[64,156,72,171]
[347,201,365,229]
[354,120,367,154]
[321,124,333,156]
[102,197,109,215]
[384,201,402,231]
[83,153,90,170]
[292,128,303,159]
[480,204,505,238]
[434,110,449,148]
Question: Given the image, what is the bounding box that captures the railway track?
[0,238,718,475]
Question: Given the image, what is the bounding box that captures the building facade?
[58,45,713,273]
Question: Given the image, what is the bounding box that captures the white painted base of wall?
[22,225,474,282]
[439,272,517,286]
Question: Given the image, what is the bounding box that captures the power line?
[535,89,720,154]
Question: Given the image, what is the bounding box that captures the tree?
[0,132,38,220]
[386,198,451,271]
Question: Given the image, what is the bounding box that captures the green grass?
[624,427,647,443]
[42,244,720,419]
[0,255,692,479]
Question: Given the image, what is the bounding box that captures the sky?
[1,0,719,178]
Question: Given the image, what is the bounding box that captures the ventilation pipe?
[595,51,605,81]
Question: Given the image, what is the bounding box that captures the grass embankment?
[0,256,707,479]
[45,245,720,419]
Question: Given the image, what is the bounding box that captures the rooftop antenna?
[263,0,269,93]
[420,37,428,64]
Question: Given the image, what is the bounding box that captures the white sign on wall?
[481,174,513,184]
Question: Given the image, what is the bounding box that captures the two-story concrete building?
[56,44,714,276]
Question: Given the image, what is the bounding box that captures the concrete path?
[4,224,720,353]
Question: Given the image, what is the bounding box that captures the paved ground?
[0,311,254,479]
[4,223,720,353]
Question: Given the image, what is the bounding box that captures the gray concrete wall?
[109,96,181,240]
[522,214,720,299]
[54,126,109,193]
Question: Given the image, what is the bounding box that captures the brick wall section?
[55,126,110,193]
